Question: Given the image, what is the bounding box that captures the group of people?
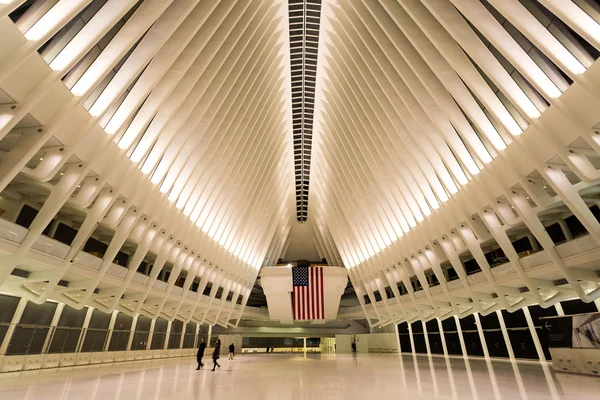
[196,338,236,371]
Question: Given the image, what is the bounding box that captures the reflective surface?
[0,322,204,355]
[1,353,599,399]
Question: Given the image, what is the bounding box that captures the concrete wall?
[335,333,398,354]
[211,334,243,356]
[366,333,398,353]
[356,334,370,353]
[336,334,352,353]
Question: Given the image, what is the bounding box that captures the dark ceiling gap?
[288,0,321,222]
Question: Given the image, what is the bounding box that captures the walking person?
[228,343,235,360]
[211,338,221,371]
[351,339,357,353]
[196,338,206,370]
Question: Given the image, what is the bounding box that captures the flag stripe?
[308,269,311,320]
[298,286,301,320]
[293,286,296,320]
[304,285,308,320]
[312,270,315,320]
[317,267,321,319]
[319,267,324,318]
[303,286,306,320]
[311,267,315,319]
[299,285,302,320]
[307,270,311,320]
[314,267,318,320]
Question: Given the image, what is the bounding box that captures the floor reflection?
[1,353,600,399]
[397,353,598,399]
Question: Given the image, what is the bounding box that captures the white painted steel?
[0,0,599,331]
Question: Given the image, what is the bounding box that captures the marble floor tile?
[0,353,599,399]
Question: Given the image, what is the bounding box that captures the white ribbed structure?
[0,0,599,328]
[0,0,295,327]
[315,0,600,327]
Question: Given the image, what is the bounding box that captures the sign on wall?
[544,316,573,348]
[543,312,600,349]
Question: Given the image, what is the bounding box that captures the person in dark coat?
[211,338,221,371]
[228,343,235,360]
[196,338,206,370]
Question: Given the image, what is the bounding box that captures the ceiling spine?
[288,0,321,222]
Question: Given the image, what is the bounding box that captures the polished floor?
[0,353,599,399]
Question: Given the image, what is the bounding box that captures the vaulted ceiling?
[0,0,600,327]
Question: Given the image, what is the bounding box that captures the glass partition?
[2,324,205,355]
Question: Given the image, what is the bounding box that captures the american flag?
[292,266,324,320]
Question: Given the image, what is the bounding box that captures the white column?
[454,315,468,357]
[42,302,65,354]
[437,318,449,357]
[594,298,600,312]
[193,323,200,348]
[394,323,402,354]
[126,314,139,351]
[103,310,119,352]
[455,313,478,398]
[422,320,431,356]
[523,306,547,362]
[556,219,573,241]
[207,324,212,345]
[163,320,172,350]
[496,310,515,361]
[408,323,416,355]
[179,322,186,349]
[146,319,156,351]
[474,312,490,359]
[555,303,565,316]
[527,234,540,251]
[0,298,28,355]
[75,306,94,353]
